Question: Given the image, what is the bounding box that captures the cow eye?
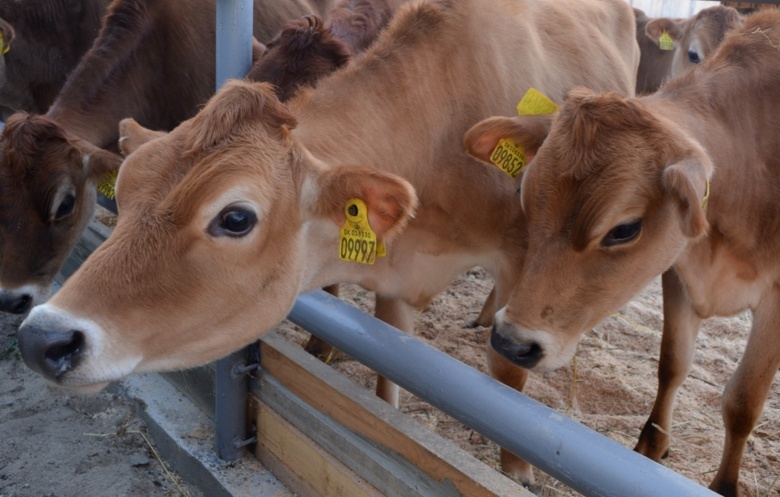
[210,206,257,237]
[688,50,701,64]
[54,194,76,220]
[601,220,642,247]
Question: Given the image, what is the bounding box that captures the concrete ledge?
[118,372,292,497]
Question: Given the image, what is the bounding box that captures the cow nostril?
[490,328,544,368]
[15,295,32,314]
[514,341,542,359]
[44,331,85,377]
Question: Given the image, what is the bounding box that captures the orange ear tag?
[339,198,385,265]
[96,170,118,200]
[490,88,558,178]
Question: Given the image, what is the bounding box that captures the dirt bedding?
[275,268,780,496]
[0,312,199,497]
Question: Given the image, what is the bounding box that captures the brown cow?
[642,5,742,88]
[248,0,409,102]
[18,0,639,484]
[0,0,111,119]
[0,0,333,314]
[633,8,675,94]
[464,10,780,496]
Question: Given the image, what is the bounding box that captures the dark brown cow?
[465,10,780,496]
[18,0,639,485]
[0,0,334,314]
[633,8,675,94]
[247,15,351,102]
[0,0,111,119]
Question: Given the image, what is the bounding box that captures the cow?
[17,0,639,485]
[247,15,351,103]
[641,5,742,91]
[463,10,780,496]
[0,0,335,315]
[633,7,675,94]
[248,0,409,102]
[0,0,111,119]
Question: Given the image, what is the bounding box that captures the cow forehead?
[118,125,293,225]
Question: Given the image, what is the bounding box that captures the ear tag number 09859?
[490,88,558,178]
[339,198,385,265]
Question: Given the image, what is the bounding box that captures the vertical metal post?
[214,0,254,462]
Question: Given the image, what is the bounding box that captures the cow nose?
[0,292,33,314]
[490,324,543,369]
[17,324,85,381]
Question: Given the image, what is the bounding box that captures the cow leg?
[635,269,702,461]
[487,344,533,486]
[709,296,780,497]
[303,284,340,361]
[373,294,415,408]
[470,286,497,328]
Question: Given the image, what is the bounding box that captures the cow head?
[645,6,742,78]
[247,15,351,102]
[17,81,416,390]
[466,88,711,371]
[0,113,121,314]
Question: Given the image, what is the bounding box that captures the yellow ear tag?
[339,198,384,264]
[659,30,674,51]
[96,170,118,200]
[701,178,710,212]
[490,88,558,178]
[0,33,9,55]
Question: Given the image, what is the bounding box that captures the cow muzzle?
[0,291,33,314]
[490,321,544,369]
[18,324,85,381]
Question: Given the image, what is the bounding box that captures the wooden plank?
[255,399,382,497]
[258,331,531,497]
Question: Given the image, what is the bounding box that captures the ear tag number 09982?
[339,198,385,265]
[490,87,558,178]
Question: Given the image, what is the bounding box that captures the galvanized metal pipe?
[214,0,254,462]
[288,290,720,497]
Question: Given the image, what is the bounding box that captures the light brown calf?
[643,5,742,88]
[18,0,639,484]
[465,10,780,496]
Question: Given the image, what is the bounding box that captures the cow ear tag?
[0,33,9,55]
[96,170,118,200]
[339,198,385,265]
[659,30,674,51]
[490,88,558,178]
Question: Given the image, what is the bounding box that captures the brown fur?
[247,16,351,102]
[19,0,639,486]
[0,0,110,118]
[633,8,675,94]
[0,0,334,309]
[484,10,780,496]
[643,5,743,89]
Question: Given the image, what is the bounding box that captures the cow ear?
[0,18,15,53]
[309,165,418,240]
[662,157,711,238]
[251,37,267,65]
[118,118,166,157]
[645,17,685,45]
[464,114,553,165]
[77,140,123,180]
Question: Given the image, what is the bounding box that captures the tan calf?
[643,5,742,87]
[466,10,780,496]
[18,0,639,484]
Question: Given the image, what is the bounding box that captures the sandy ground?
[275,269,780,497]
[0,311,200,497]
